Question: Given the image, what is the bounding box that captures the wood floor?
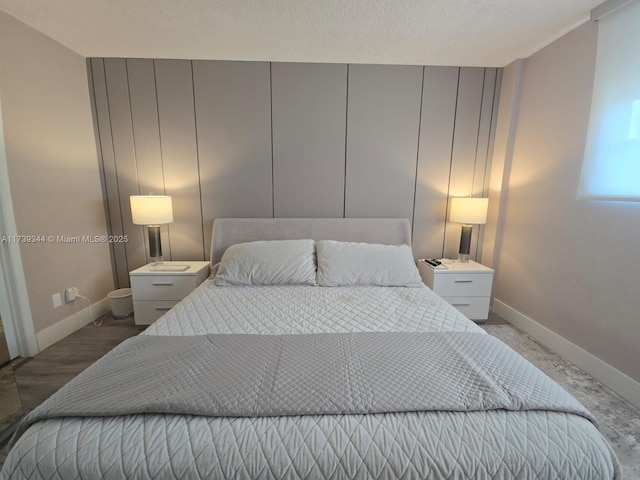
[14,315,144,413]
[0,363,22,441]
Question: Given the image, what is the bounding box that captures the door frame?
[0,96,38,358]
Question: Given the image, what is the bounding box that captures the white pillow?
[214,239,317,286]
[316,240,423,287]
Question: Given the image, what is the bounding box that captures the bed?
[1,218,620,479]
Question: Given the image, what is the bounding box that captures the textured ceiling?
[0,0,604,66]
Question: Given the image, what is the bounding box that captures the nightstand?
[418,259,494,321]
[130,261,210,325]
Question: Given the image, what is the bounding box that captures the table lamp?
[449,197,488,263]
[130,195,173,265]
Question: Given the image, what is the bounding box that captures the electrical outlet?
[65,287,79,303]
[52,292,62,308]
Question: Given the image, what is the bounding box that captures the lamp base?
[458,224,473,263]
[148,225,163,265]
[457,253,470,263]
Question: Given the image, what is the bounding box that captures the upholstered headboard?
[210,218,412,265]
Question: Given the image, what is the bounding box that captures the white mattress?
[1,284,620,479]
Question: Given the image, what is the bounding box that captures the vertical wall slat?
[345,64,423,220]
[476,68,502,262]
[471,68,498,258]
[473,69,498,195]
[412,67,459,259]
[103,59,147,272]
[193,60,273,256]
[90,59,129,288]
[443,67,486,259]
[154,59,205,261]
[126,58,169,264]
[87,59,118,288]
[483,68,503,198]
[271,63,347,218]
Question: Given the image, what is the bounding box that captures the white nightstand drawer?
[442,296,490,320]
[432,273,493,297]
[131,275,196,301]
[133,300,179,325]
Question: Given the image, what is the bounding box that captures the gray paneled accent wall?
[126,59,171,262]
[345,65,424,220]
[192,60,273,252]
[413,67,460,260]
[89,58,500,287]
[90,59,129,288]
[442,68,498,260]
[155,60,205,261]
[272,63,348,218]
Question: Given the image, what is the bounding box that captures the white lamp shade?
[130,195,173,225]
[449,197,488,224]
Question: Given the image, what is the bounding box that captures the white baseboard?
[35,297,110,352]
[493,299,640,410]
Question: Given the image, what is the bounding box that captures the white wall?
[489,21,640,383]
[0,12,113,334]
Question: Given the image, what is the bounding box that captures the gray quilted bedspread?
[12,331,594,445]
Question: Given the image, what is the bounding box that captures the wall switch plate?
[65,287,79,303]
[52,293,62,308]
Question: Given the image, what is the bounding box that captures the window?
[579,0,640,201]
